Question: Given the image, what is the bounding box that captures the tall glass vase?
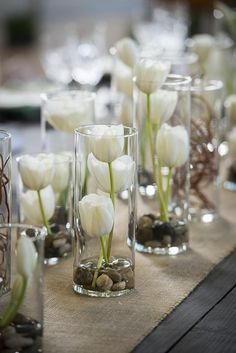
[190,79,223,222]
[0,130,11,296]
[74,125,137,297]
[134,74,191,255]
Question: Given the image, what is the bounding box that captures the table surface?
[2,120,236,353]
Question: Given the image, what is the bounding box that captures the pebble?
[2,326,16,340]
[58,243,72,257]
[121,268,134,289]
[145,241,162,248]
[52,238,67,249]
[4,334,34,349]
[112,281,126,291]
[103,269,121,283]
[138,215,153,228]
[12,313,29,325]
[162,235,172,246]
[96,274,113,291]
[74,268,93,285]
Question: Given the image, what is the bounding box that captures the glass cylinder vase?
[0,131,11,296]
[74,125,137,297]
[190,79,223,222]
[134,74,191,255]
[0,223,45,353]
[17,152,73,265]
[41,90,95,153]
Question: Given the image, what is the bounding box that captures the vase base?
[73,256,134,297]
[134,240,188,255]
[73,283,133,298]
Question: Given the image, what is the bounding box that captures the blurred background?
[0,0,236,128]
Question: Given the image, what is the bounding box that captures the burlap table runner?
[44,188,236,353]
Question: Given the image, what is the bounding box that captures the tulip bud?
[46,95,94,133]
[150,90,178,125]
[51,154,70,193]
[18,154,54,191]
[134,58,171,95]
[90,124,124,163]
[190,34,215,65]
[16,234,38,280]
[115,37,138,68]
[79,194,114,237]
[114,62,133,98]
[156,123,189,168]
[88,153,135,193]
[225,95,236,124]
[227,127,236,156]
[21,185,55,226]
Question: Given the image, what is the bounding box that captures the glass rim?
[0,223,47,240]
[0,130,11,140]
[75,124,138,138]
[191,79,224,92]
[41,89,96,102]
[133,74,192,87]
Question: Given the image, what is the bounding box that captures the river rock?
[102,269,121,283]
[112,281,126,291]
[74,268,93,286]
[96,274,113,291]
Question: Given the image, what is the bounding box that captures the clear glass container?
[134,74,191,255]
[190,79,224,222]
[0,131,11,296]
[74,125,137,297]
[0,223,45,353]
[17,152,73,265]
[41,90,95,153]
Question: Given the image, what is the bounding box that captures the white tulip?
[115,37,138,68]
[51,154,71,193]
[21,185,55,226]
[90,124,124,163]
[18,153,54,191]
[79,193,114,238]
[134,58,171,95]
[150,89,178,125]
[16,233,38,280]
[46,95,94,133]
[227,127,236,156]
[156,123,189,168]
[225,95,236,124]
[114,62,133,98]
[190,34,215,65]
[88,153,135,193]
[118,97,133,126]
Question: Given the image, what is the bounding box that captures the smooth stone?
[162,235,172,246]
[96,274,113,291]
[136,227,153,245]
[121,268,134,289]
[50,224,60,234]
[112,281,126,291]
[58,243,72,257]
[103,269,121,283]
[4,334,34,349]
[145,240,162,248]
[2,326,16,339]
[138,215,153,228]
[52,238,67,249]
[74,268,93,286]
[12,313,29,325]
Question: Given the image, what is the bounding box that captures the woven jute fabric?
[44,189,236,353]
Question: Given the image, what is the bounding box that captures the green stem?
[146,93,168,222]
[140,120,149,169]
[0,276,27,328]
[82,162,89,197]
[107,162,115,260]
[37,190,52,236]
[165,167,172,212]
[92,235,108,288]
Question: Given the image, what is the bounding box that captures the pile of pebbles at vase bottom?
[136,214,188,248]
[0,313,42,353]
[74,266,134,292]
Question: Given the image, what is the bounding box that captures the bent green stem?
[0,276,27,328]
[146,93,168,222]
[92,235,108,288]
[107,162,115,260]
[37,190,52,236]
